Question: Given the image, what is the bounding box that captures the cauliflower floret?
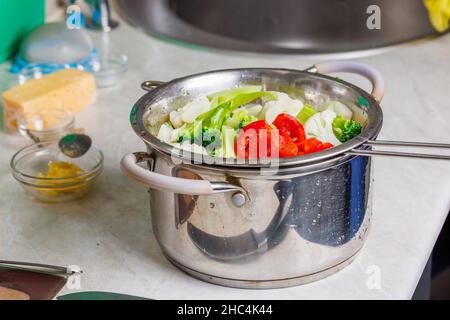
[169,124,186,142]
[169,110,184,128]
[181,96,210,123]
[157,123,174,143]
[304,109,341,145]
[244,103,263,117]
[321,100,353,119]
[168,96,211,128]
[144,99,170,128]
[261,92,303,123]
[171,141,208,155]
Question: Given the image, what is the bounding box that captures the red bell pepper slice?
[235,116,331,159]
[235,120,273,159]
[300,137,334,154]
[277,133,298,158]
[235,120,299,159]
[272,114,306,147]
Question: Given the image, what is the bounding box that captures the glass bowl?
[11,142,103,203]
[18,109,75,142]
[89,54,128,88]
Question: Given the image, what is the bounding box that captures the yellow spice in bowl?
[36,161,87,196]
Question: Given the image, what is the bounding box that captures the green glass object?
[0,0,45,63]
[57,291,149,300]
[357,96,369,107]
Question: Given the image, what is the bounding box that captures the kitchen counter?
[1,21,449,300]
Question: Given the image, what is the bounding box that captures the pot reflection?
[171,155,371,264]
[286,155,370,247]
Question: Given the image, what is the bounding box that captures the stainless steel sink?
[113,0,437,54]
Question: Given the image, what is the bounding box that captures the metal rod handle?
[348,149,450,160]
[366,140,450,149]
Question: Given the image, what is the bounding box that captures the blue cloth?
[10,48,98,74]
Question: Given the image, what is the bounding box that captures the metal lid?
[130,68,383,169]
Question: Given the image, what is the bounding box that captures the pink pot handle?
[121,152,245,197]
[121,153,213,195]
[307,61,385,103]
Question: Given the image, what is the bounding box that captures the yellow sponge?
[424,0,450,32]
[2,68,96,134]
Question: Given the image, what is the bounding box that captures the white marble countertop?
[1,21,449,300]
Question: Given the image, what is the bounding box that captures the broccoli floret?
[332,115,362,143]
[238,116,258,129]
[200,127,222,148]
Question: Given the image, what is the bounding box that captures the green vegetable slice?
[208,85,261,107]
[221,126,237,158]
[208,86,277,109]
[297,104,318,124]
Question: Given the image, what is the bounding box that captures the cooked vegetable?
[174,140,208,155]
[323,101,353,120]
[239,115,258,129]
[177,101,232,148]
[170,124,186,143]
[208,86,277,109]
[299,138,334,155]
[221,126,237,158]
[332,115,363,143]
[181,96,210,123]
[149,86,365,159]
[169,109,184,128]
[296,104,318,125]
[244,103,263,117]
[304,109,341,145]
[260,92,304,123]
[235,118,300,159]
[272,113,306,148]
[235,120,273,159]
[224,108,257,129]
[208,85,261,104]
[277,133,298,158]
[177,87,276,149]
[157,122,174,143]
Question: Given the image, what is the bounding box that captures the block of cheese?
[2,68,96,134]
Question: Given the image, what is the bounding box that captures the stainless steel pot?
[121,61,450,288]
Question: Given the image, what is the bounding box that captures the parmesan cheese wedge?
[2,69,96,134]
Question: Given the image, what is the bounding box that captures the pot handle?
[306,61,385,103]
[121,152,247,197]
[348,139,450,160]
[141,81,165,91]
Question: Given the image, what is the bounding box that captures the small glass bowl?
[89,54,128,88]
[11,142,103,203]
[18,109,75,142]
